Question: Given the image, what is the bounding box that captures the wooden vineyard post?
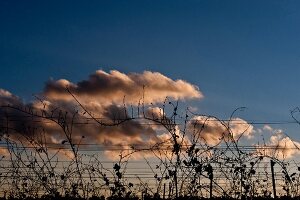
[174,169,178,198]
[209,175,213,199]
[163,183,166,200]
[168,182,172,199]
[208,164,213,199]
[270,160,277,198]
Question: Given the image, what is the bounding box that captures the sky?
[2,0,300,144]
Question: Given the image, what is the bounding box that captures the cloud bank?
[1,69,299,160]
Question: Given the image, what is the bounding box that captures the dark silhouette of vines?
[0,89,300,200]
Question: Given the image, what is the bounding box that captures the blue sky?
[1,0,300,137]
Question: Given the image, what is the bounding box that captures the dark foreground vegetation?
[1,196,300,200]
[1,90,300,200]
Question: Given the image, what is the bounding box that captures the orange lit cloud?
[189,116,254,145]
[44,70,202,105]
[0,69,203,160]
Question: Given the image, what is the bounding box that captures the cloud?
[0,91,162,160]
[256,134,300,159]
[229,118,254,139]
[189,116,254,145]
[256,127,300,159]
[0,89,22,107]
[104,126,192,160]
[44,70,203,105]
[0,89,37,138]
[0,69,203,160]
[263,125,273,132]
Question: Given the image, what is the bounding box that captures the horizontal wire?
[1,115,300,125]
[0,142,299,149]
[0,146,298,151]
[1,120,298,126]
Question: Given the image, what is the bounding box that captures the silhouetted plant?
[1,90,300,200]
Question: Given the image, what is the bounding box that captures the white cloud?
[263,124,273,132]
[256,130,300,159]
[189,116,254,145]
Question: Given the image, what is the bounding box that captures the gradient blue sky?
[1,0,300,135]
